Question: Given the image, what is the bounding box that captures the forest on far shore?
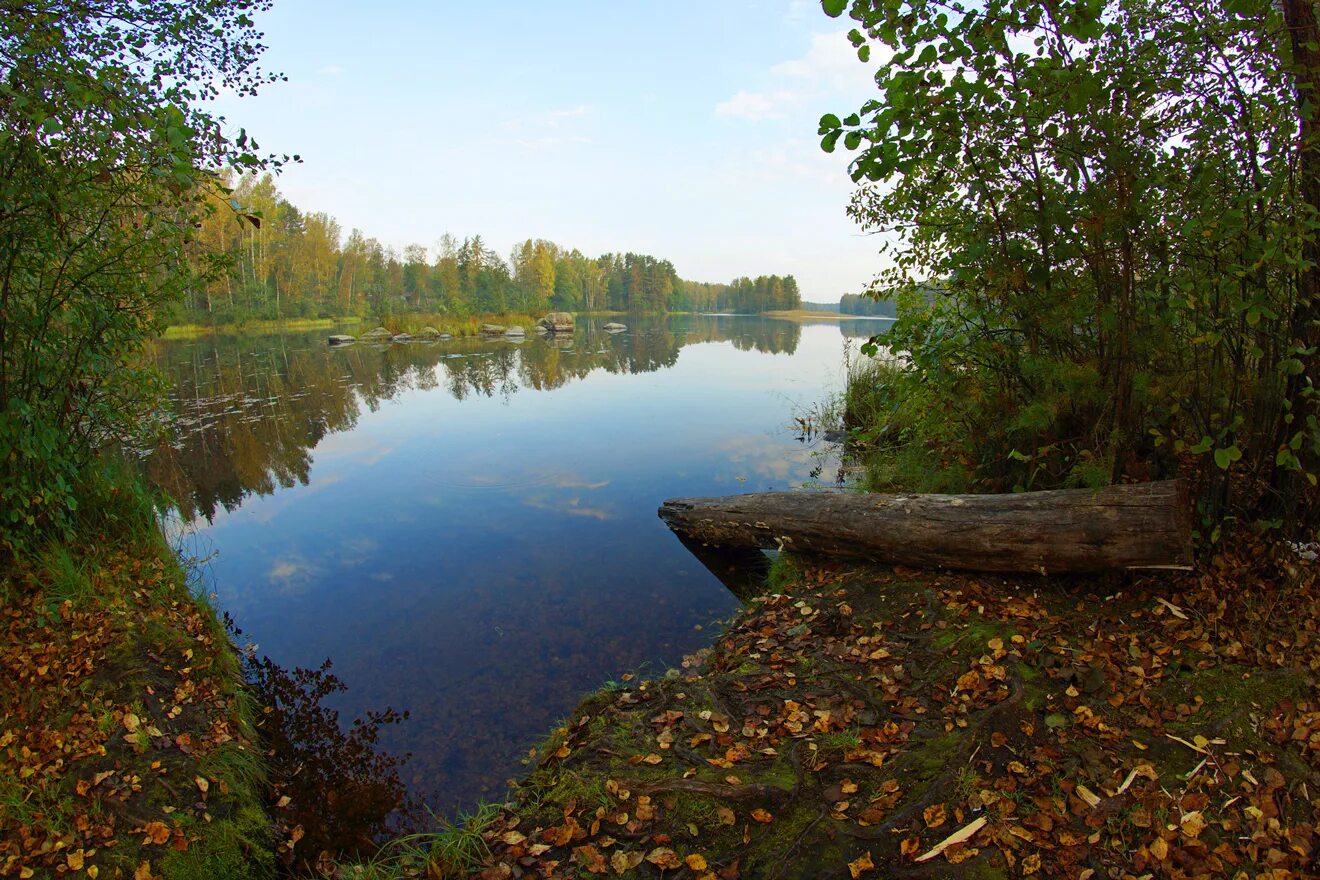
[179,172,803,323]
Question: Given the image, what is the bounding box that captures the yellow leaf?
[848,851,875,878]
[685,854,708,871]
[610,850,644,873]
[750,808,773,824]
[640,753,663,765]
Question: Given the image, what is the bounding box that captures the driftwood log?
[659,481,1192,574]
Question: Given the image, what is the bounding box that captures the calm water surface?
[147,315,885,813]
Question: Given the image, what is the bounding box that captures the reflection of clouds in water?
[315,432,394,466]
[370,572,395,583]
[337,536,379,568]
[267,555,319,592]
[522,494,615,521]
[446,468,610,492]
[714,433,814,484]
[244,471,347,525]
[547,476,609,491]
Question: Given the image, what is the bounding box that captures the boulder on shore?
[361,326,392,339]
[603,322,627,332]
[327,334,355,346]
[417,325,443,338]
[538,312,575,333]
[480,323,506,335]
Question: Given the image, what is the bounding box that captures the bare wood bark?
[659,481,1192,574]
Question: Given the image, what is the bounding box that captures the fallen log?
[659,481,1192,574]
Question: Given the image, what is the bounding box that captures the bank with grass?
[350,545,1319,879]
[0,474,275,880]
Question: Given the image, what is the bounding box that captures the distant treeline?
[838,293,897,317]
[180,173,800,323]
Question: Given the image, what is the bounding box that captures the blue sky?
[212,0,884,300]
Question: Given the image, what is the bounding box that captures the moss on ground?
[358,545,1320,879]
[0,518,274,879]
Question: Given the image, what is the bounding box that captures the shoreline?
[8,499,1318,878]
[763,309,897,322]
[348,549,1319,877]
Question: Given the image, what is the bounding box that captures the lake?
[145,314,886,814]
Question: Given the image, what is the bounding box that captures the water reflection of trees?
[144,316,802,521]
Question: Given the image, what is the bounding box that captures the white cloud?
[715,30,878,123]
[545,105,592,126]
[715,89,797,121]
[772,31,876,92]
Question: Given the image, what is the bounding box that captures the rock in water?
[327,334,355,346]
[417,325,442,338]
[505,326,526,337]
[480,323,506,335]
[361,326,392,339]
[603,322,627,332]
[392,332,413,342]
[538,312,575,333]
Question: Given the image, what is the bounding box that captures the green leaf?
[818,113,842,133]
[822,0,847,17]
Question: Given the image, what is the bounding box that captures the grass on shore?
[161,316,360,339]
[0,472,274,880]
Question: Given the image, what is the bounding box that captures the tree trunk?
[658,481,1192,574]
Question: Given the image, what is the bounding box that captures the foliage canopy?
[823,0,1320,536]
[0,0,288,550]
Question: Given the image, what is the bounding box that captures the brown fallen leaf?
[575,844,607,874]
[646,847,681,869]
[141,821,171,845]
[750,808,773,824]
